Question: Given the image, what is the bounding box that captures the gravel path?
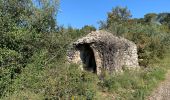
[148,70,170,100]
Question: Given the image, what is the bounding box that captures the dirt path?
[148,70,170,100]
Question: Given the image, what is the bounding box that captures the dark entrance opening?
[76,44,97,73]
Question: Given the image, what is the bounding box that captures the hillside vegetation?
[0,1,170,100]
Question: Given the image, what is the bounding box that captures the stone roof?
[69,30,139,75]
[73,30,136,50]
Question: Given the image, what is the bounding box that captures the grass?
[2,51,170,100]
[98,52,170,100]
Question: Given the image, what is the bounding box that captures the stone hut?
[67,30,139,75]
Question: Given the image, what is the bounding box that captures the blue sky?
[57,0,170,28]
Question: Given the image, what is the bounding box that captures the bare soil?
[148,70,170,100]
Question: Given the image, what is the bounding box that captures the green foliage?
[107,6,132,24]
[29,0,59,32]
[124,24,169,66]
[0,25,97,99]
[81,25,96,33]
[43,64,98,99]
[63,25,96,42]
[104,52,170,99]
[101,6,170,66]
[104,6,131,36]
[5,59,98,99]
[0,0,59,33]
[99,65,167,100]
[0,2,170,100]
[0,48,22,97]
[0,0,60,98]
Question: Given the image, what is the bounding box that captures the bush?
[99,66,166,100]
[101,6,170,67]
[0,48,22,97]
[2,47,99,99]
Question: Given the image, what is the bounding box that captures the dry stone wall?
[67,30,139,75]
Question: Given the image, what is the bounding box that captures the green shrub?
[101,6,170,67]
[99,66,166,100]
[4,50,99,100]
[0,48,22,97]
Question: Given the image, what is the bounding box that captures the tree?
[29,0,59,32]
[99,6,132,36]
[107,6,132,27]
[0,0,60,97]
[0,0,59,33]
[81,25,96,33]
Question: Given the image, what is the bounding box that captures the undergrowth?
[99,52,170,100]
[2,53,170,100]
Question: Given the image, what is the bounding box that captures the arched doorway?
[76,44,97,73]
